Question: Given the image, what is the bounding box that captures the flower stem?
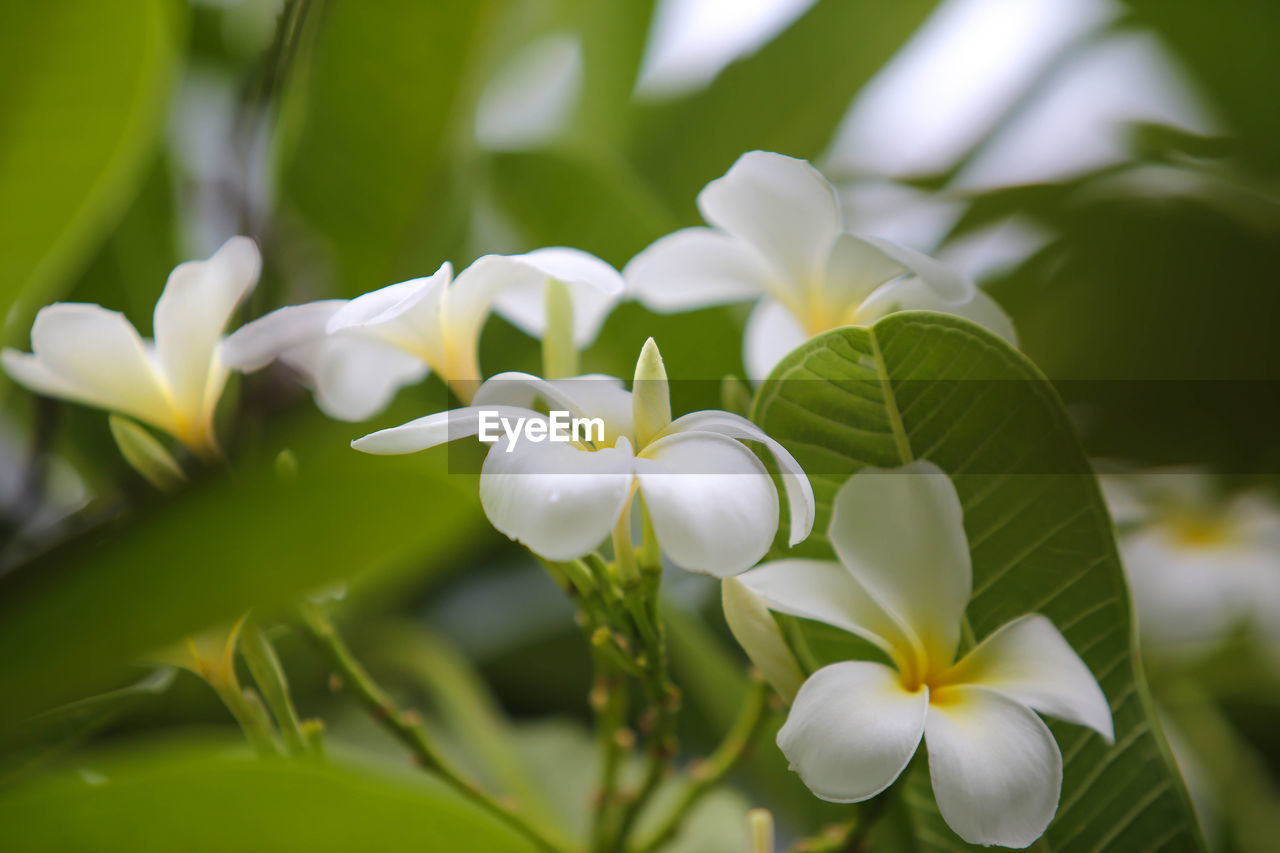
[239,618,311,756]
[633,675,771,852]
[300,605,572,853]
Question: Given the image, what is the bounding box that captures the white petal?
[721,578,805,701]
[829,461,971,670]
[777,661,928,803]
[23,304,174,431]
[697,151,842,284]
[326,263,453,357]
[635,430,778,576]
[352,405,543,454]
[153,236,261,419]
[947,289,1018,346]
[624,227,770,311]
[665,409,814,546]
[492,247,624,345]
[822,233,909,311]
[925,685,1062,848]
[222,301,346,371]
[945,614,1114,742]
[735,559,910,659]
[310,336,429,421]
[742,297,807,382]
[860,237,973,303]
[480,436,635,561]
[474,372,635,445]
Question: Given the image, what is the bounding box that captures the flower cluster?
[2,150,1113,849]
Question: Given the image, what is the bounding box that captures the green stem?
[300,605,572,853]
[590,656,631,852]
[634,676,771,852]
[240,619,310,756]
[212,680,280,757]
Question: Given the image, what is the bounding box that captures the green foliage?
[0,409,486,731]
[752,313,1205,851]
[0,0,182,339]
[0,738,537,852]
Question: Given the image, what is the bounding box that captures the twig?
[633,676,771,852]
[300,605,572,853]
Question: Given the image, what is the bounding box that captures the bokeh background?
[1,0,1277,850]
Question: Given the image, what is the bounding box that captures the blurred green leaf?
[1122,1,1280,175]
[0,667,175,785]
[0,407,487,732]
[752,313,1204,851]
[0,0,182,339]
[278,0,501,293]
[571,0,656,145]
[0,738,535,851]
[630,0,940,214]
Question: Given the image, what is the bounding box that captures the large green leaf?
[750,313,1203,852]
[0,0,182,338]
[277,0,500,293]
[629,0,939,215]
[0,404,487,733]
[0,738,535,851]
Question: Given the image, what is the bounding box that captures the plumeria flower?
[734,460,1113,848]
[223,248,623,418]
[625,151,1016,380]
[352,338,814,577]
[1103,471,1280,659]
[2,237,261,459]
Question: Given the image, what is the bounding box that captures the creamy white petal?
[352,405,543,454]
[861,237,973,304]
[635,430,778,577]
[777,661,928,803]
[25,304,174,430]
[925,685,1062,848]
[665,409,814,546]
[222,301,346,370]
[945,614,1114,742]
[697,151,841,285]
[735,559,908,658]
[742,297,807,382]
[722,578,805,701]
[624,227,771,311]
[492,247,624,345]
[326,263,454,355]
[2,350,90,402]
[479,435,635,561]
[444,255,546,348]
[311,336,429,422]
[153,236,261,419]
[474,372,635,445]
[829,461,971,670]
[822,233,909,312]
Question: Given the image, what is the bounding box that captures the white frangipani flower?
[223,248,623,417]
[624,151,1016,380]
[1103,471,1280,658]
[2,237,261,458]
[352,338,814,577]
[736,460,1113,848]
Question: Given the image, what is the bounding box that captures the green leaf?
[0,406,487,733]
[0,667,176,785]
[0,0,182,337]
[277,0,500,294]
[630,0,940,213]
[750,313,1204,851]
[0,738,536,852]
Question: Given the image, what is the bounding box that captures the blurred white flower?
[624,151,1016,380]
[737,460,1112,848]
[1103,471,1280,659]
[353,338,814,577]
[2,237,261,458]
[223,248,623,417]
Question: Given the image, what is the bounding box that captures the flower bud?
[722,578,803,702]
[632,337,671,447]
[109,415,186,492]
